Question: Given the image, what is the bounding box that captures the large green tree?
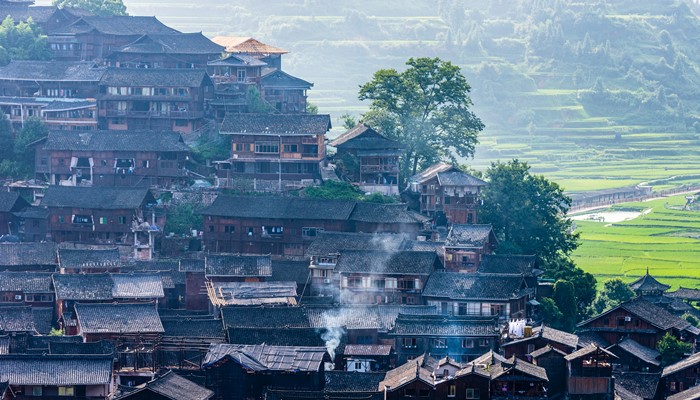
[359,57,484,180]
[553,280,578,332]
[0,16,52,65]
[593,278,636,313]
[53,0,127,16]
[14,117,48,176]
[658,333,692,366]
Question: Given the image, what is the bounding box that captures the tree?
[339,113,356,130]
[306,102,318,114]
[0,16,52,64]
[0,112,13,162]
[539,297,565,330]
[14,117,47,176]
[593,278,635,313]
[164,203,203,236]
[303,181,363,201]
[479,159,579,264]
[553,280,578,332]
[359,57,484,180]
[246,86,275,114]
[53,0,127,16]
[658,332,692,366]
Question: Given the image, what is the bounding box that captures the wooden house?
[0,354,114,399]
[158,315,226,372]
[34,130,191,188]
[477,254,542,289]
[212,36,288,70]
[608,337,661,372]
[389,314,499,364]
[106,32,225,69]
[342,344,393,372]
[202,343,329,400]
[661,351,700,397]
[259,69,312,113]
[407,162,487,225]
[14,207,50,242]
[207,54,267,118]
[0,60,104,98]
[0,191,29,236]
[179,258,208,311]
[335,250,439,305]
[330,123,403,195]
[46,15,178,61]
[489,356,549,400]
[530,345,568,397]
[629,270,671,297]
[667,381,700,400]
[0,272,54,307]
[422,272,531,320]
[576,297,699,349]
[41,186,160,252]
[443,224,497,272]
[0,97,97,133]
[379,355,436,399]
[564,345,617,399]
[0,242,57,272]
[199,195,427,256]
[614,371,661,400]
[216,113,330,190]
[115,370,214,400]
[501,325,579,359]
[57,246,121,273]
[97,68,214,133]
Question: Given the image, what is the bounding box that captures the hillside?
[73,0,700,191]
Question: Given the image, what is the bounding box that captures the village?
[0,0,698,399]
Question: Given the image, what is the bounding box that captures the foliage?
[191,134,230,164]
[53,0,127,16]
[165,203,203,236]
[479,159,579,264]
[539,297,565,331]
[553,280,578,332]
[658,332,692,366]
[593,278,636,313]
[49,328,64,336]
[362,192,396,203]
[306,102,318,114]
[339,113,357,130]
[0,16,52,65]
[13,117,47,177]
[303,181,362,201]
[0,112,13,162]
[546,255,597,319]
[683,313,700,328]
[247,86,275,114]
[359,57,484,180]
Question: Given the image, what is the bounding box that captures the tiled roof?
[111,273,164,299]
[614,371,660,400]
[390,314,498,337]
[179,258,205,273]
[529,345,567,359]
[43,186,152,210]
[436,171,487,187]
[502,325,579,350]
[61,15,178,35]
[161,319,225,340]
[57,246,121,270]
[32,307,54,335]
[629,272,670,292]
[0,354,113,386]
[270,260,309,285]
[52,273,112,301]
[408,162,460,185]
[220,113,331,136]
[13,206,50,220]
[208,281,297,306]
[221,306,310,329]
[100,67,210,88]
[666,287,700,300]
[422,272,526,301]
[445,224,494,247]
[349,203,428,224]
[212,36,287,54]
[74,303,164,334]
[260,69,312,89]
[668,384,700,400]
[343,344,392,356]
[225,327,326,348]
[0,306,37,332]
[0,60,105,82]
[27,335,82,351]
[307,305,438,331]
[49,340,115,356]
[122,370,213,400]
[577,331,609,348]
[324,371,386,393]
[379,355,432,391]
[662,351,700,377]
[478,254,541,276]
[305,232,406,256]
[208,53,267,67]
[202,343,326,372]
[200,195,355,220]
[0,242,56,267]
[335,250,437,275]
[564,345,618,361]
[616,385,645,400]
[491,356,548,381]
[113,32,223,55]
[0,191,26,212]
[612,337,660,367]
[580,297,692,332]
[41,100,96,111]
[0,272,52,292]
[205,254,271,277]
[43,130,189,152]
[329,123,402,150]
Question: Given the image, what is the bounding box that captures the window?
[236,68,246,82]
[32,386,43,396]
[118,216,127,224]
[444,196,451,204]
[283,144,298,153]
[419,389,430,397]
[432,338,447,348]
[59,158,65,165]
[385,278,397,289]
[302,227,324,238]
[247,227,254,236]
[101,159,108,166]
[208,225,214,232]
[462,339,474,348]
[224,225,235,233]
[354,361,362,370]
[466,388,480,399]
[58,387,74,396]
[404,389,416,396]
[448,385,456,397]
[72,215,92,224]
[617,317,626,327]
[142,160,149,168]
[399,279,415,290]
[255,141,279,154]
[175,119,188,127]
[58,216,65,223]
[234,143,245,152]
[479,339,490,347]
[263,226,283,235]
[99,217,107,224]
[402,338,417,348]
[40,158,47,165]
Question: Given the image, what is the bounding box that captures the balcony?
[102,110,204,119]
[360,165,400,174]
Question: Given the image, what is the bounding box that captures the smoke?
[319,310,347,360]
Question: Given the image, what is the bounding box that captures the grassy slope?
[572,194,700,289]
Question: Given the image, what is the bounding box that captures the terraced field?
[572,194,700,289]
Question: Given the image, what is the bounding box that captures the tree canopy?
[359,57,484,180]
[53,0,127,16]
[593,278,636,313]
[0,16,52,65]
[658,332,692,366]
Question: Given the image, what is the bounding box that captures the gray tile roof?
[32,307,54,335]
[0,242,57,267]
[41,99,96,111]
[270,260,309,285]
[220,113,330,136]
[324,371,386,393]
[667,287,700,300]
[111,273,164,299]
[61,15,178,35]
[0,272,53,292]
[52,273,112,301]
[260,69,313,89]
[225,327,326,348]
[0,191,27,212]
[100,67,211,88]
[208,53,267,67]
[221,306,310,329]
[390,314,499,337]
[478,254,541,276]
[57,246,121,270]
[614,371,660,400]
[379,355,432,391]
[612,337,660,367]
[629,272,670,293]
[422,272,527,301]
[502,325,579,350]
[161,319,225,340]
[668,384,700,400]
[0,60,105,81]
[305,232,406,256]
[49,340,115,356]
[436,171,487,187]
[491,356,548,382]
[408,162,460,185]
[329,123,402,150]
[335,250,438,275]
[43,186,153,210]
[127,370,213,400]
[0,355,113,386]
[205,254,272,277]
[43,130,189,152]
[200,195,356,220]
[179,258,205,273]
[343,344,392,356]
[445,224,495,247]
[202,343,327,372]
[579,297,693,332]
[27,335,83,351]
[564,345,618,361]
[74,303,164,334]
[208,281,297,306]
[349,203,428,224]
[113,32,223,55]
[307,305,438,331]
[662,351,700,377]
[0,306,37,332]
[529,345,567,358]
